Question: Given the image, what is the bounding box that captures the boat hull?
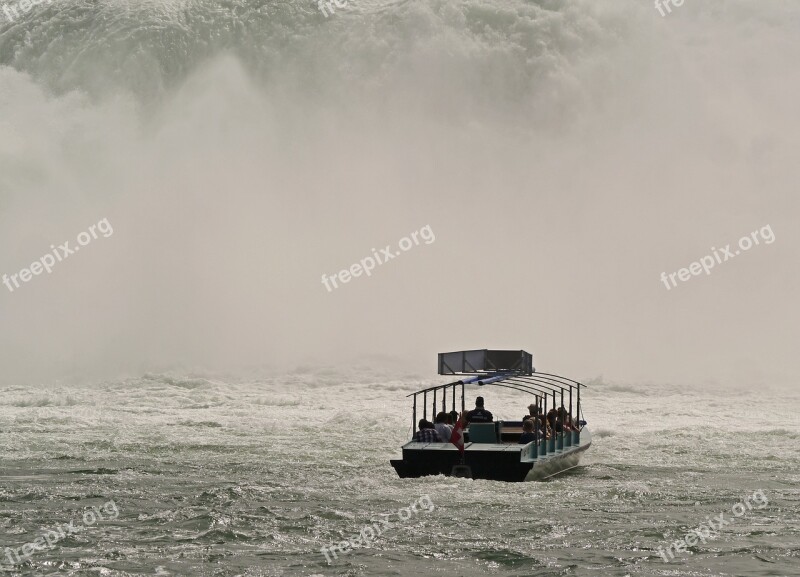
[390,429,591,482]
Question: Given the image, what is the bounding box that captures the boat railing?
[406,370,587,453]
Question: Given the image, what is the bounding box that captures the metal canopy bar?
[473,380,565,411]
[505,376,569,395]
[481,380,542,396]
[480,382,543,398]
[513,374,576,392]
[503,379,569,405]
[477,374,514,385]
[504,378,563,395]
[533,372,588,388]
[406,375,487,398]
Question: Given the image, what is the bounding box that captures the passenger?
[434,411,453,442]
[518,419,537,444]
[522,403,541,422]
[448,410,459,425]
[466,396,493,423]
[547,408,560,432]
[537,416,551,440]
[412,419,441,443]
[558,407,576,432]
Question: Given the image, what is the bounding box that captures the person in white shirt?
[434,412,453,442]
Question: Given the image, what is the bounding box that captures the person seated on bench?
[536,416,551,440]
[547,408,560,432]
[522,403,541,422]
[412,419,441,443]
[465,396,493,423]
[447,410,459,425]
[434,412,453,442]
[518,419,537,444]
[557,407,576,432]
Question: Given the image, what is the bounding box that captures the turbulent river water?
[2,0,800,575]
[1,371,798,576]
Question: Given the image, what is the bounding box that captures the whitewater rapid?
[1,371,798,575]
[2,2,799,572]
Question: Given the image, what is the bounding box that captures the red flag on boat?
[450,415,465,453]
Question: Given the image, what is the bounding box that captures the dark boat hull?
[390,429,592,482]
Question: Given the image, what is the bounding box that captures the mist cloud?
[1,0,798,387]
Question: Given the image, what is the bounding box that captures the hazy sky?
[1,0,798,387]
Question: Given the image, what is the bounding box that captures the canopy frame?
[406,370,587,434]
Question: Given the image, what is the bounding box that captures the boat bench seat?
[467,423,498,443]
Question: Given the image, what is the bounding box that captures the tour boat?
[390,349,591,482]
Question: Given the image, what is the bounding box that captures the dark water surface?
[1,373,798,576]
